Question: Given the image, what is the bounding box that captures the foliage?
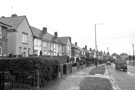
[0,57,60,87]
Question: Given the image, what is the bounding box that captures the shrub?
[0,57,60,88]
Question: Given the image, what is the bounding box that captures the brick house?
[0,14,34,57]
[31,26,64,56]
[31,26,42,55]
[50,32,64,56]
[59,37,72,57]
[71,42,82,58]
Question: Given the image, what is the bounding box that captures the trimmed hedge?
[0,57,60,87]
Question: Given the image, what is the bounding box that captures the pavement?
[41,64,121,90]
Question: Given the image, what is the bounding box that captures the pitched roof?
[51,36,63,44]
[71,43,76,48]
[0,22,12,27]
[42,32,54,41]
[31,26,42,38]
[97,51,103,56]
[58,37,71,45]
[71,43,82,51]
[0,16,25,30]
[0,22,14,32]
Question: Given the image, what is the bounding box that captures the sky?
[0,0,135,55]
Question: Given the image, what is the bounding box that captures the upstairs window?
[22,32,28,43]
[43,42,47,48]
[0,27,2,38]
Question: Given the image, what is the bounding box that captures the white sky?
[1,0,135,55]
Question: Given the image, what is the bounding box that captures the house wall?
[58,44,63,56]
[42,41,49,55]
[7,32,16,55]
[0,26,8,56]
[63,39,71,57]
[15,18,33,57]
[66,39,71,57]
[34,38,42,55]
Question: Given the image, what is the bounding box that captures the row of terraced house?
[0,14,111,60]
[0,14,88,58]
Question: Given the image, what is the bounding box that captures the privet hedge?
[0,57,60,87]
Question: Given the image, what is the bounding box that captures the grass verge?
[128,61,135,66]
[80,77,113,90]
[89,65,105,75]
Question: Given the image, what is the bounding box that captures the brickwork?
[0,26,8,56]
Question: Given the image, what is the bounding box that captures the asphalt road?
[106,63,135,90]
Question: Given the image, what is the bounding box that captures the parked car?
[115,60,127,72]
[106,61,111,65]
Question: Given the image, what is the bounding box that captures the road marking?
[105,69,121,90]
[109,76,121,90]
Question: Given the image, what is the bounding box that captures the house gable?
[15,17,33,56]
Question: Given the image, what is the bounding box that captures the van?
[115,60,127,72]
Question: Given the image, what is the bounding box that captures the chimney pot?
[75,42,77,46]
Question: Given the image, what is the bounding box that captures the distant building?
[59,37,72,57]
[71,42,82,58]
[112,53,120,60]
[120,53,128,60]
[82,45,90,58]
[97,51,104,60]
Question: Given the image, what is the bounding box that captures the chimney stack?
[11,14,17,17]
[75,42,77,46]
[42,27,47,34]
[90,48,92,51]
[85,45,87,50]
[54,32,58,37]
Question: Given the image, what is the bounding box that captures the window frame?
[22,32,28,44]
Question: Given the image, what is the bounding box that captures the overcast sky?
[1,0,135,55]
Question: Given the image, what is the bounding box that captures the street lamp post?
[94,23,104,67]
[94,23,104,58]
[95,24,97,58]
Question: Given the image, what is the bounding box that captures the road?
[106,63,135,90]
